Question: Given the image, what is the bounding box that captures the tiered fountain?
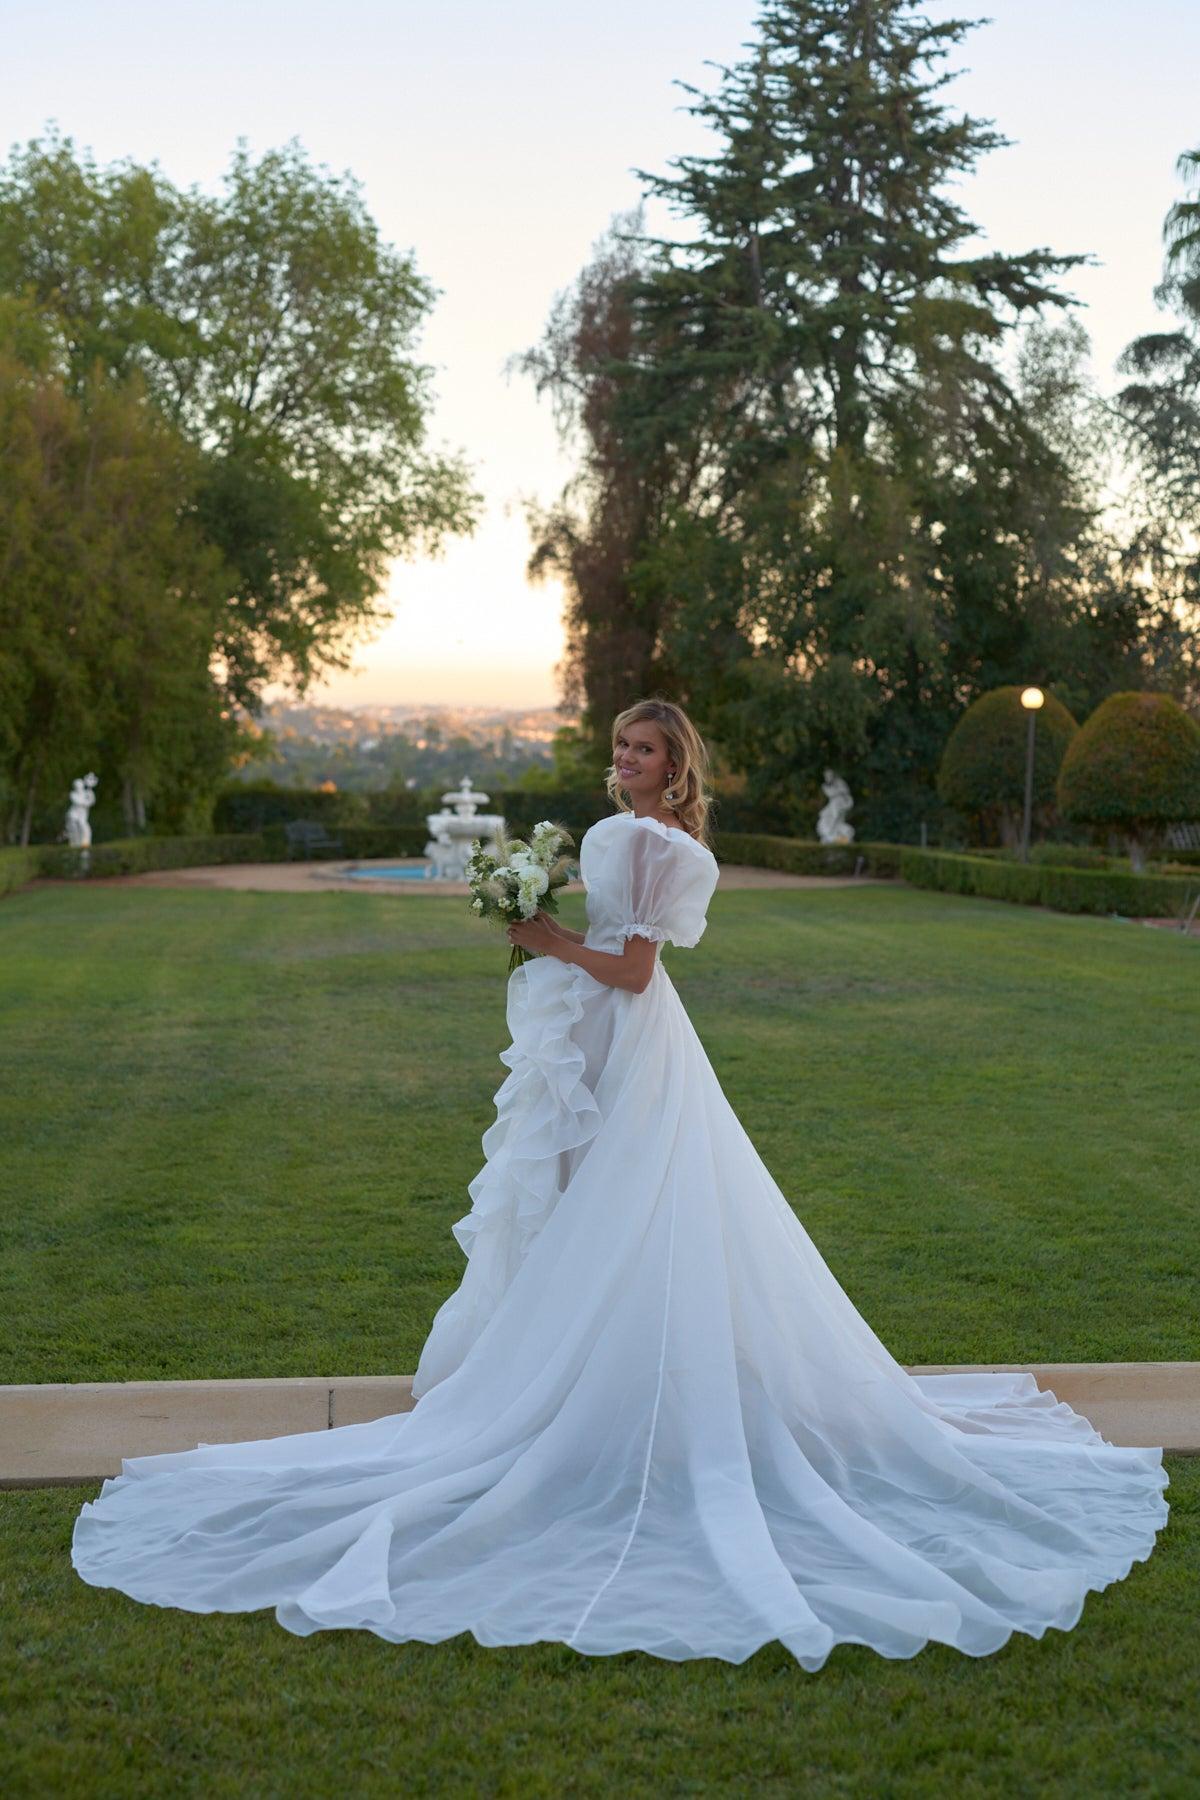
[424,777,507,882]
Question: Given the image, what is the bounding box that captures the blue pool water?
[347,865,436,881]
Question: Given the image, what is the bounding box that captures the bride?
[72,698,1168,1669]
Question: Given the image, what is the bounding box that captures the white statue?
[64,773,99,848]
[816,768,855,844]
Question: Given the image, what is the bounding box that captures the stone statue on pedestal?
[816,768,855,844]
[65,773,99,848]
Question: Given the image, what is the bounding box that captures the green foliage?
[1115,145,1200,712]
[523,4,1160,839]
[0,309,242,845]
[937,686,1079,844]
[212,780,371,833]
[34,833,269,878]
[549,722,612,788]
[23,823,434,877]
[901,846,1198,918]
[1027,841,1117,869]
[479,789,611,843]
[0,846,39,895]
[710,832,905,877]
[1057,692,1200,867]
[259,823,429,861]
[0,128,479,842]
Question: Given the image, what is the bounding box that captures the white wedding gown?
[72,811,1169,1668]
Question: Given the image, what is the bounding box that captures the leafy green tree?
[516,210,680,744]
[529,2,1156,836]
[1115,146,1200,713]
[0,127,480,712]
[1057,692,1200,870]
[937,686,1079,849]
[0,302,238,843]
[628,0,1102,834]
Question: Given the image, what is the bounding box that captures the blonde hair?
[604,697,714,848]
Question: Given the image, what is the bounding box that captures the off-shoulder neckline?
[611,810,717,865]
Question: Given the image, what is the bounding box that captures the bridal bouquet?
[467,820,576,972]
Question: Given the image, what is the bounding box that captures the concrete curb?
[2,1364,1196,1488]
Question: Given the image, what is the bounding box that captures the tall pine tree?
[531,0,1147,835]
[1115,145,1200,713]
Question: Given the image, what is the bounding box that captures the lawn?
[1,881,1197,1795]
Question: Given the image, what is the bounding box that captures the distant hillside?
[232,702,577,793]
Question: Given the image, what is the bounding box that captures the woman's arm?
[542,915,587,944]
[507,914,657,994]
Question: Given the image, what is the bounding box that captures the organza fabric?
[71,810,1168,1667]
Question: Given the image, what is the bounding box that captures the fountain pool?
[346,865,437,882]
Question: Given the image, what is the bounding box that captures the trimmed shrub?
[711,834,905,878]
[1026,842,1115,869]
[0,846,41,896]
[36,834,270,879]
[212,782,369,833]
[483,790,618,844]
[260,824,430,861]
[937,686,1079,847]
[901,848,1198,918]
[1057,692,1200,871]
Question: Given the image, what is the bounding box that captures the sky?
[5,0,1200,709]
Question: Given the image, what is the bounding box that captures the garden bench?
[283,819,345,859]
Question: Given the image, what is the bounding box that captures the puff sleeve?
[615,821,719,950]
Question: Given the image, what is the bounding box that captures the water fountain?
[423,777,507,882]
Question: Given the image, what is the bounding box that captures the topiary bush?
[1056,692,1200,872]
[937,686,1079,848]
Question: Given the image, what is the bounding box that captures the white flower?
[517,873,545,917]
[471,896,484,913]
[530,822,562,866]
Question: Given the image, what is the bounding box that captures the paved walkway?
[3,1362,1195,1484]
[33,857,893,896]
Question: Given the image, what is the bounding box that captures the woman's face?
[613,720,675,804]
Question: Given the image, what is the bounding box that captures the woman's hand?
[506,911,565,959]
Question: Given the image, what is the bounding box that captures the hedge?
[259,824,430,861]
[211,782,368,832]
[8,824,908,891]
[900,848,1200,918]
[709,833,905,878]
[35,834,271,879]
[0,846,41,896]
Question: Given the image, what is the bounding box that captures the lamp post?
[1019,687,1045,863]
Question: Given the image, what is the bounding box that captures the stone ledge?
[2,1364,1195,1487]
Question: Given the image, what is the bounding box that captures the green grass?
[1,1466,1196,1797]
[2,882,1197,1794]
[1,883,1195,1380]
